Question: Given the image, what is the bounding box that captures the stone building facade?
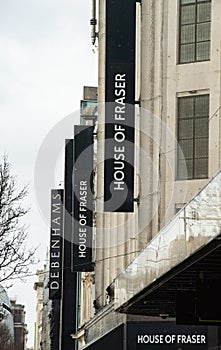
[76,0,221,348]
[10,299,28,350]
[33,266,51,350]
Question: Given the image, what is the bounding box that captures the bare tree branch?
[0,154,38,284]
[0,324,14,350]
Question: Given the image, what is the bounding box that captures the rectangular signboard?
[104,0,136,212]
[127,322,208,350]
[49,189,63,300]
[82,322,208,350]
[73,125,94,271]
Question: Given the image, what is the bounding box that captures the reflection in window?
[179,0,211,63]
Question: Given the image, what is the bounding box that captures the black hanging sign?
[104,0,136,212]
[49,189,63,300]
[73,125,94,271]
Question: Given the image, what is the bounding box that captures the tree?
[0,323,14,350]
[0,155,37,284]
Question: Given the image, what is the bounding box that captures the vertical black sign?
[50,299,60,350]
[49,189,63,300]
[73,125,94,271]
[104,0,136,212]
[61,139,77,350]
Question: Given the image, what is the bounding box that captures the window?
[179,0,211,63]
[177,95,209,179]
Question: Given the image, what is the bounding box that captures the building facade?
[76,0,221,349]
[33,262,51,350]
[33,270,44,350]
[95,0,221,302]
[10,299,28,350]
[43,1,221,348]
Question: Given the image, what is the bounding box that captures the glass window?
[180,44,195,63]
[179,0,211,63]
[177,95,209,180]
[196,41,210,61]
[197,3,211,22]
[179,119,194,139]
[181,5,196,25]
[195,118,208,137]
[181,25,195,44]
[181,0,195,4]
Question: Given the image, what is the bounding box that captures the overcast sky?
[0,0,97,347]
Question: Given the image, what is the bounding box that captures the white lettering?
[114,181,124,191]
[50,281,59,290]
[51,262,59,268]
[52,202,61,214]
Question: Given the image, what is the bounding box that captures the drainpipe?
[90,0,97,46]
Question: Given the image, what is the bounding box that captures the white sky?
[0,0,97,347]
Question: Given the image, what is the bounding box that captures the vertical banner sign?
[61,139,77,350]
[73,125,94,271]
[104,0,136,212]
[49,189,63,300]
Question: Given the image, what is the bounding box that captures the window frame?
[176,94,209,180]
[178,0,211,64]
